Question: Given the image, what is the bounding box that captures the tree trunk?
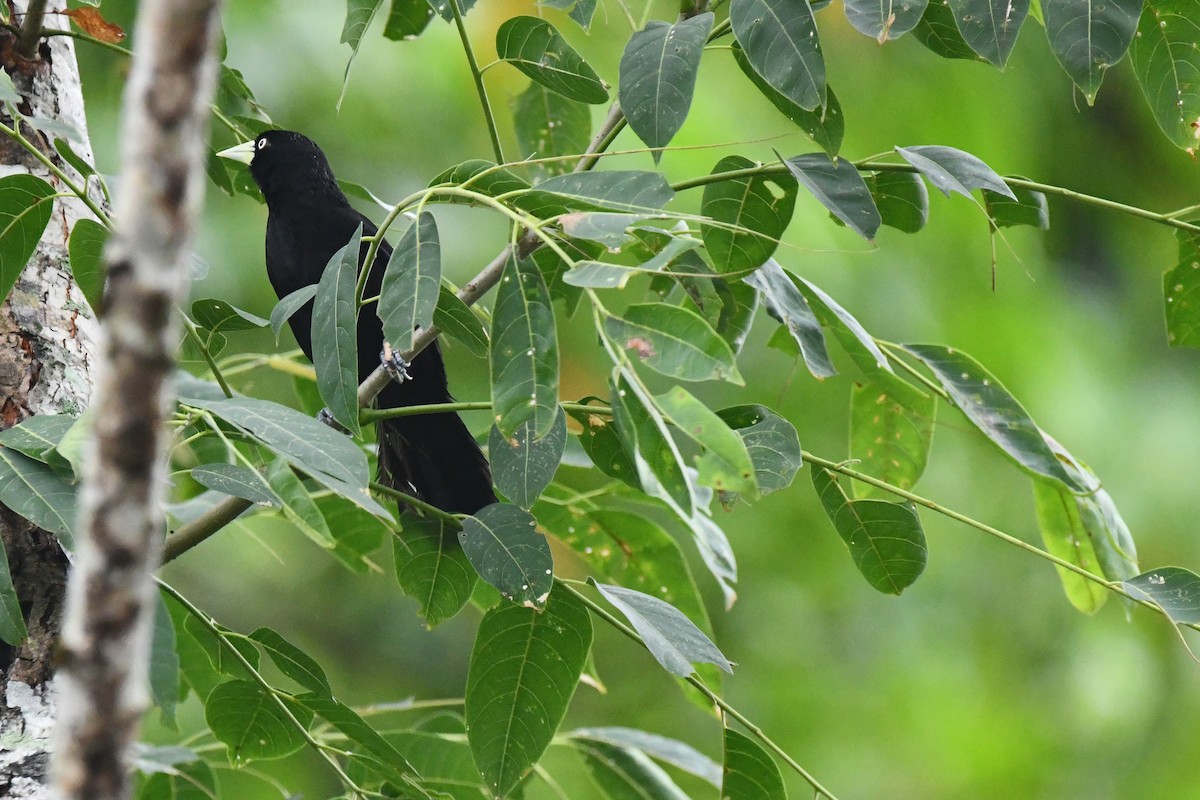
[0,0,101,796]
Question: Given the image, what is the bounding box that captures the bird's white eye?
[256,138,269,150]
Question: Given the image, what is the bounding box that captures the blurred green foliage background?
[76,1,1200,797]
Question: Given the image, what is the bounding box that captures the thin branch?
[448,0,504,164]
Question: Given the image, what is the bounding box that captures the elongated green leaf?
[466,587,592,797]
[560,212,663,247]
[205,679,312,762]
[569,727,722,786]
[491,254,559,439]
[266,458,337,549]
[429,160,531,203]
[745,260,835,379]
[489,407,566,508]
[248,627,332,696]
[593,581,732,676]
[315,493,390,573]
[897,145,1016,199]
[191,298,268,332]
[148,595,179,728]
[380,212,440,352]
[912,0,984,59]
[903,344,1088,491]
[0,175,55,305]
[604,303,744,384]
[1033,476,1109,614]
[984,183,1049,228]
[0,414,75,469]
[717,405,802,495]
[270,285,318,342]
[722,728,785,800]
[376,731,480,800]
[701,155,797,275]
[0,536,26,645]
[656,386,757,494]
[68,218,107,314]
[1123,567,1200,623]
[512,83,592,177]
[568,405,640,487]
[518,170,675,215]
[782,152,881,240]
[812,466,927,594]
[1044,0,1141,102]
[434,284,489,357]
[619,14,714,154]
[383,0,434,39]
[1132,0,1200,148]
[496,16,608,103]
[338,0,385,109]
[139,758,216,800]
[730,0,826,110]
[732,44,843,156]
[573,738,692,800]
[866,170,929,233]
[850,380,935,499]
[459,503,553,608]
[394,511,477,627]
[312,225,362,436]
[0,447,77,548]
[611,372,696,516]
[191,463,279,506]
[947,0,1029,65]
[1164,229,1200,348]
[295,693,423,788]
[793,277,891,376]
[166,599,223,701]
[183,615,261,682]
[846,0,929,40]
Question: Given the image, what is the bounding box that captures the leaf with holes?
[1164,229,1200,348]
[731,0,826,109]
[845,0,930,41]
[380,211,440,351]
[947,0,1029,65]
[656,386,757,494]
[490,254,559,439]
[1132,0,1200,148]
[394,512,477,627]
[1043,0,1141,102]
[0,175,56,306]
[732,44,844,156]
[459,503,553,608]
[745,260,835,379]
[466,587,591,797]
[496,16,608,103]
[850,379,936,499]
[205,679,312,762]
[701,155,797,274]
[489,407,566,508]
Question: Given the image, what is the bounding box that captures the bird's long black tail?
[375,381,496,515]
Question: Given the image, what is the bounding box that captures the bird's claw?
[317,407,351,434]
[381,343,412,384]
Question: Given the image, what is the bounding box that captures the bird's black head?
[218,129,347,207]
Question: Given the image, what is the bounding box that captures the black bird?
[219,130,496,514]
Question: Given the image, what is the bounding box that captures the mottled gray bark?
[49,0,223,798]
[0,0,101,797]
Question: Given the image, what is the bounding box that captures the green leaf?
[896,145,1016,200]
[564,235,702,288]
[383,0,434,39]
[1123,567,1200,624]
[592,581,732,676]
[845,0,930,40]
[984,183,1049,229]
[572,738,692,800]
[903,344,1088,491]
[459,502,554,608]
[722,728,786,800]
[655,386,757,494]
[429,160,531,204]
[269,285,318,342]
[0,537,26,645]
[1132,0,1200,148]
[781,152,881,240]
[1033,476,1110,614]
[496,16,608,103]
[1165,228,1200,348]
[618,14,714,154]
[191,463,279,506]
[730,0,826,110]
[266,458,337,549]
[295,693,423,787]
[191,298,268,332]
[519,170,675,215]
[793,277,892,375]
[849,379,936,499]
[315,493,390,572]
[182,615,261,681]
[138,757,216,800]
[68,218,107,314]
[701,155,797,275]
[912,0,986,59]
[0,71,18,103]
[466,587,592,797]
[0,414,75,472]
[716,405,802,495]
[731,44,844,156]
[312,225,362,436]
[338,0,385,110]
[512,82,593,177]
[148,594,179,729]
[532,237,599,315]
[603,303,744,384]
[249,627,332,695]
[947,0,1029,65]
[434,283,489,357]
[0,447,77,549]
[610,372,696,516]
[376,731,481,800]
[205,679,312,762]
[380,212,440,352]
[569,727,722,786]
[1043,0,1141,102]
[132,743,201,776]
[560,212,665,247]
[745,260,835,379]
[490,254,559,439]
[0,175,56,305]
[394,511,477,627]
[567,405,640,487]
[811,466,927,594]
[489,407,566,508]
[866,171,929,233]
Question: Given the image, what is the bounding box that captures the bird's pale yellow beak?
[216,140,255,165]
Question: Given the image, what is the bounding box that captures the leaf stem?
[0,116,113,228]
[179,313,234,398]
[38,26,133,57]
[448,0,504,164]
[369,480,464,524]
